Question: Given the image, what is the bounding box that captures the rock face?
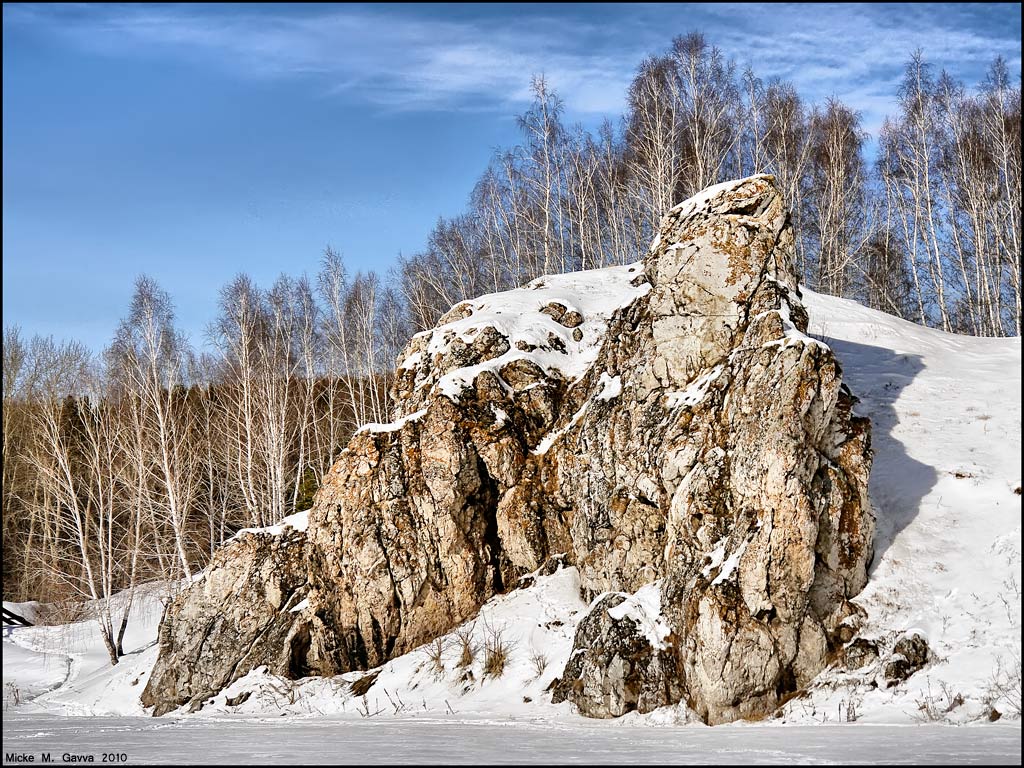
[302,259,651,673]
[143,175,874,724]
[141,526,309,715]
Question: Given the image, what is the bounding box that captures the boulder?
[842,637,881,671]
[552,590,682,717]
[883,631,930,684]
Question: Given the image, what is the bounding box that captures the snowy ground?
[3,586,165,716]
[3,715,1021,765]
[3,289,1021,762]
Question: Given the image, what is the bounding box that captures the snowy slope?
[790,289,1022,724]
[3,289,1020,728]
[3,585,166,715]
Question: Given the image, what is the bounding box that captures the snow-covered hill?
[4,289,1021,729]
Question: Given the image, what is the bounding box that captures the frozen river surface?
[2,715,1020,764]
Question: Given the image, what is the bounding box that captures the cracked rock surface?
[141,528,308,715]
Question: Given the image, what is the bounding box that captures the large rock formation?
[143,175,874,724]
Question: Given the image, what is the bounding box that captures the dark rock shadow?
[820,336,937,574]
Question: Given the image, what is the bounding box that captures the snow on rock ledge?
[396,262,651,406]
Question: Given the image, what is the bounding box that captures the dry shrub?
[912,678,965,722]
[984,650,1022,719]
[529,649,548,677]
[454,624,477,668]
[421,635,449,676]
[482,618,512,678]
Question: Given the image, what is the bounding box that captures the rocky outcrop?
[302,261,650,673]
[551,587,682,717]
[538,177,873,723]
[141,525,309,715]
[143,175,874,724]
[882,631,931,685]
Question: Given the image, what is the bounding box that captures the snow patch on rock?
[421,263,650,403]
[606,582,671,651]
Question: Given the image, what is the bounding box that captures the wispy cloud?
[4,2,1020,130]
[703,3,1021,135]
[3,4,643,116]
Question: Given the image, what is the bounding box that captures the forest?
[2,33,1020,665]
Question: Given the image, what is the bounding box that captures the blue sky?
[3,3,1021,352]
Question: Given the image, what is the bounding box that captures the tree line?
[2,33,1019,663]
[399,38,1019,336]
[2,256,402,662]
